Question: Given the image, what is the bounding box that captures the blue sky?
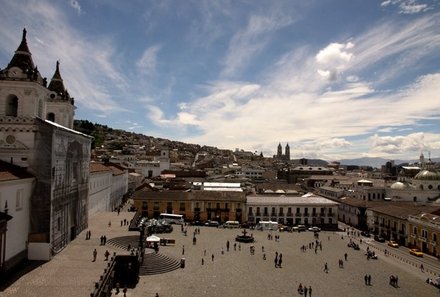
[1,0,439,161]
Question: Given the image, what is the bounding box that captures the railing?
[90,254,117,297]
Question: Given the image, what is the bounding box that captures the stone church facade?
[0,29,91,265]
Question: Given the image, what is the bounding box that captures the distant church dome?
[390,182,408,190]
[414,170,440,181]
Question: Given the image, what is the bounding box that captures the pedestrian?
[364,274,368,285]
[324,262,328,273]
[278,253,283,268]
[202,258,204,265]
[344,253,347,261]
[368,274,371,285]
[234,243,237,251]
[421,264,424,272]
[104,250,110,261]
[395,275,398,287]
[103,235,107,245]
[212,254,214,262]
[93,249,97,262]
[274,252,278,268]
[204,249,206,256]
[155,293,159,297]
[304,286,308,296]
[309,286,312,296]
[108,220,111,227]
[182,245,185,255]
[226,240,230,252]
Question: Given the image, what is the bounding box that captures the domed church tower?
[46,61,75,129]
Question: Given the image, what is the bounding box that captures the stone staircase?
[107,235,140,250]
[139,252,181,275]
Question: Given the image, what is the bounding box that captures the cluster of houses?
[1,29,440,282]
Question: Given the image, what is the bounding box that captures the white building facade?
[246,193,339,229]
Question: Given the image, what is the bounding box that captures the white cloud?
[137,45,161,76]
[369,132,440,156]
[316,42,354,81]
[380,0,430,14]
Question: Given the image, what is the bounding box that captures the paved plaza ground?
[1,208,440,297]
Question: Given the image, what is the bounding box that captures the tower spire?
[7,28,35,71]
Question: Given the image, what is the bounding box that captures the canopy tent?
[146,235,160,242]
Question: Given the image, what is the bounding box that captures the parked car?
[297,225,307,232]
[204,220,220,227]
[361,231,371,237]
[308,226,321,232]
[374,235,385,242]
[388,240,399,248]
[409,248,424,257]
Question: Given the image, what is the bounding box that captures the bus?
[159,213,184,224]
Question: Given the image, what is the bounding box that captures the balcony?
[206,208,230,212]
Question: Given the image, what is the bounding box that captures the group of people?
[297,283,312,296]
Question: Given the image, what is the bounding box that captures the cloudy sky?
[1,0,439,161]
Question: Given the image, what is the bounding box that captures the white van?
[223,221,240,228]
[257,221,279,231]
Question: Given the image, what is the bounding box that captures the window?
[6,95,18,117]
[413,227,417,235]
[296,207,300,214]
[16,189,23,210]
[248,207,253,214]
[216,202,220,209]
[153,202,159,211]
[433,233,437,242]
[179,203,185,211]
[142,201,147,210]
[207,202,211,209]
[264,207,268,216]
[57,217,61,231]
[47,112,55,122]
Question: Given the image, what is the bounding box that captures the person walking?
[344,253,347,261]
[324,262,328,273]
[364,274,368,285]
[93,249,97,262]
[278,253,283,268]
[304,286,308,296]
[368,274,371,285]
[274,252,278,268]
[308,286,312,296]
[104,250,110,261]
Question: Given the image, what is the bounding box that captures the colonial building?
[132,185,246,223]
[0,161,34,277]
[368,204,440,247]
[246,193,339,229]
[408,210,440,257]
[88,162,112,216]
[0,29,92,262]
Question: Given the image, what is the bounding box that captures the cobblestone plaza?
[1,210,439,297]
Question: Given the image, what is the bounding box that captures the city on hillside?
[1,28,440,296]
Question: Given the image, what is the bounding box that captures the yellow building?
[408,211,440,257]
[132,185,246,223]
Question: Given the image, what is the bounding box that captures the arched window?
[5,95,18,116]
[47,112,55,122]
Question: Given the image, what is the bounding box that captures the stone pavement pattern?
[1,209,439,297]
